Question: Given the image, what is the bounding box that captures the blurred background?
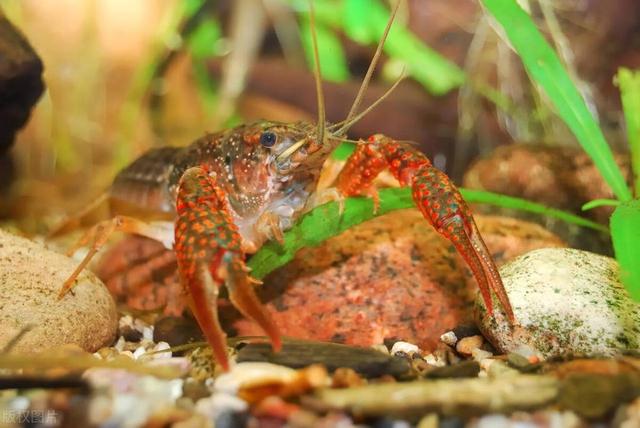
[1,0,639,233]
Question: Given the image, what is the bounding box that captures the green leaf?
[247,187,606,279]
[616,68,640,197]
[481,0,632,202]
[332,142,356,160]
[300,16,350,82]
[581,199,621,211]
[343,0,377,44]
[187,18,222,59]
[610,200,640,301]
[460,189,608,234]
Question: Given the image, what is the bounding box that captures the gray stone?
[476,248,640,358]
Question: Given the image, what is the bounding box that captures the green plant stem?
[247,187,606,279]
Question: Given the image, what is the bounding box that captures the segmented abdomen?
[111,146,183,214]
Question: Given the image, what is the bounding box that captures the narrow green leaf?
[610,200,640,301]
[248,187,606,279]
[187,18,222,59]
[481,0,632,202]
[616,68,640,197]
[300,16,350,82]
[344,0,375,44]
[581,199,621,211]
[460,189,608,233]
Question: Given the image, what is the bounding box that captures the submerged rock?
[235,210,564,350]
[0,229,117,353]
[476,248,640,358]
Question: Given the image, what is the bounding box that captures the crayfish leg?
[58,215,173,299]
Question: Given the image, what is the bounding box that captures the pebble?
[0,228,117,353]
[476,248,640,358]
[440,331,458,347]
[390,341,421,357]
[471,348,493,362]
[455,335,484,356]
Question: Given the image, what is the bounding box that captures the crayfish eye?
[260,131,277,148]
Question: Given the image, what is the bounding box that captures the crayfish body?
[55,1,515,371]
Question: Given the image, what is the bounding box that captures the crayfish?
[54,1,515,371]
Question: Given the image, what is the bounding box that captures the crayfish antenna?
[332,0,401,137]
[308,0,326,146]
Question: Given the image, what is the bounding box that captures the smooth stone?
[0,228,117,353]
[476,248,640,358]
[234,210,565,351]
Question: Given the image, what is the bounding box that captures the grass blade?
[616,68,640,197]
[247,187,606,279]
[610,201,640,301]
[481,0,632,202]
[581,199,621,211]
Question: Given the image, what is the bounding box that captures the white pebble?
[114,336,126,352]
[195,393,248,420]
[142,326,154,342]
[423,353,446,367]
[132,346,147,360]
[390,341,420,356]
[151,342,172,359]
[440,331,458,347]
[214,362,297,394]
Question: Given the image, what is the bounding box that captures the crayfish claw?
[187,261,230,371]
[226,258,282,352]
[175,166,282,371]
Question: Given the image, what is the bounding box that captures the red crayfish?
[55,1,515,371]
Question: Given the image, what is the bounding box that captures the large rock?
[0,11,44,198]
[234,210,565,350]
[0,229,117,353]
[476,248,640,358]
[463,144,631,225]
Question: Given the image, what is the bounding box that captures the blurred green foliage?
[617,68,640,197]
[292,0,465,94]
[484,0,640,301]
[482,0,631,203]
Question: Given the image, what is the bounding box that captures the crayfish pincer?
[54,0,514,371]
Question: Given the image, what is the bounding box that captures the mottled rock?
[235,210,564,350]
[462,144,633,254]
[476,248,640,358]
[463,144,631,227]
[0,228,117,353]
